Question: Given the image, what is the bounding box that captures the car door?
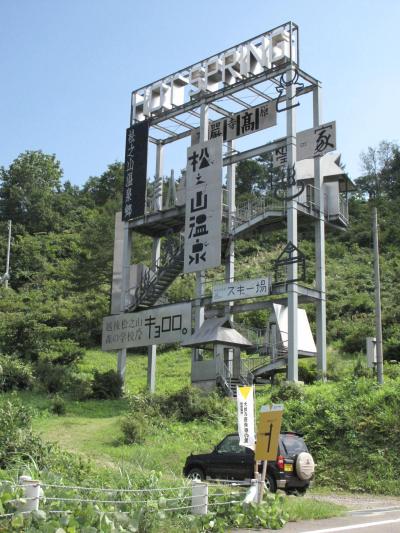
[207,435,251,480]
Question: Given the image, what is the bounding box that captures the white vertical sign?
[237,386,255,450]
[184,137,223,273]
[272,121,337,167]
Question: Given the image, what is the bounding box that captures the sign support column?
[226,140,235,312]
[117,221,132,383]
[313,85,327,380]
[286,65,298,382]
[147,142,163,393]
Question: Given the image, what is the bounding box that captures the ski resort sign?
[102,303,191,350]
[212,276,271,303]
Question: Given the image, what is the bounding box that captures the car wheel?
[264,474,277,493]
[187,467,205,481]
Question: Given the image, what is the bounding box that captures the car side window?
[217,435,245,454]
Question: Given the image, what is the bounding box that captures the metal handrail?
[233,195,285,229]
[339,195,348,220]
[129,237,184,309]
[233,322,266,348]
[216,358,233,396]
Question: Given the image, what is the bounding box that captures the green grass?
[7,348,227,473]
[284,497,347,521]
[80,347,192,394]
[0,346,349,525]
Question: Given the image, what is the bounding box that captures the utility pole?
[372,207,383,384]
[3,220,11,288]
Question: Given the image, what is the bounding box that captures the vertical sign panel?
[255,405,284,461]
[184,137,223,273]
[237,386,255,450]
[122,121,149,221]
[272,121,336,168]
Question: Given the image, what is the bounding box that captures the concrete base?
[192,380,217,393]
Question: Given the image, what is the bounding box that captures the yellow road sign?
[255,405,283,461]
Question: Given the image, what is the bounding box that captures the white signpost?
[212,276,270,303]
[273,121,336,167]
[237,386,255,450]
[102,303,191,351]
[184,137,223,274]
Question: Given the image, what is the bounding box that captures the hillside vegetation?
[0,142,399,529]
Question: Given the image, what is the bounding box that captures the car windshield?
[280,434,308,456]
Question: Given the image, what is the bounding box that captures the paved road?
[235,507,400,532]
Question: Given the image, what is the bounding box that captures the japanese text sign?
[255,404,284,461]
[212,276,270,303]
[211,102,277,142]
[122,121,149,221]
[272,121,336,168]
[237,386,255,450]
[184,137,223,273]
[191,102,277,145]
[102,303,191,350]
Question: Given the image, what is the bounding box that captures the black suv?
[183,432,314,494]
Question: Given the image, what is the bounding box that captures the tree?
[356,141,399,200]
[235,153,279,200]
[0,151,62,233]
[82,162,124,206]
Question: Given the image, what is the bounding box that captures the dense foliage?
[0,142,400,529]
[268,365,400,494]
[1,143,400,365]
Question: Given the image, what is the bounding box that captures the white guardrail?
[0,476,259,522]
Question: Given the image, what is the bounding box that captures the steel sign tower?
[103,22,352,392]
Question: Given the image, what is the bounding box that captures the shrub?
[68,373,93,401]
[0,354,33,391]
[125,386,232,424]
[158,386,231,422]
[120,414,148,444]
[35,360,70,393]
[91,369,123,399]
[353,358,372,378]
[271,381,304,403]
[50,395,66,416]
[39,338,84,366]
[298,361,318,384]
[0,400,52,469]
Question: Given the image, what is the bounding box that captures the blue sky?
[1,0,399,186]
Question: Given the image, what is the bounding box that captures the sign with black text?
[122,121,149,221]
[212,276,270,303]
[102,303,191,350]
[237,386,255,450]
[184,137,223,273]
[255,404,284,461]
[272,121,336,167]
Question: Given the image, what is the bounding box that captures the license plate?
[284,464,293,472]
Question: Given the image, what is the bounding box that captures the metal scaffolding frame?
[116,21,333,390]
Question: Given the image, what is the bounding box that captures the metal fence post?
[191,481,208,515]
[19,476,40,512]
[244,479,258,503]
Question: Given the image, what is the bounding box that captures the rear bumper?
[276,474,312,490]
